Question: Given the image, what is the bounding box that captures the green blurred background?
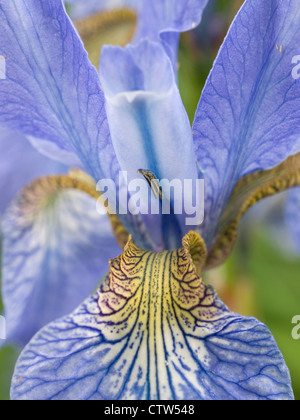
[0,0,299,400]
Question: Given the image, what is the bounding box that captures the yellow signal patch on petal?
[98,231,225,345]
[17,171,129,250]
[89,231,229,399]
[11,230,294,400]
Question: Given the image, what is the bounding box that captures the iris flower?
[0,0,300,400]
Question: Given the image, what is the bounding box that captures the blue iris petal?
[193,0,300,246]
[0,127,66,218]
[9,232,294,400]
[0,0,117,183]
[100,39,197,185]
[100,39,198,247]
[68,0,209,69]
[134,0,209,67]
[10,290,293,400]
[2,187,121,347]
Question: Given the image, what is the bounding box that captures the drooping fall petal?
[10,232,293,400]
[2,174,121,346]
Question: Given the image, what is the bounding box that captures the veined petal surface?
[193,0,300,246]
[0,127,66,218]
[2,176,121,346]
[0,0,118,181]
[11,233,293,400]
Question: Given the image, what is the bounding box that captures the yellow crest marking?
[206,153,300,269]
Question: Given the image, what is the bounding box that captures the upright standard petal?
[68,0,209,66]
[100,40,199,248]
[193,0,300,246]
[0,0,118,181]
[0,127,66,218]
[10,232,293,400]
[100,39,198,185]
[134,0,209,67]
[2,175,121,346]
